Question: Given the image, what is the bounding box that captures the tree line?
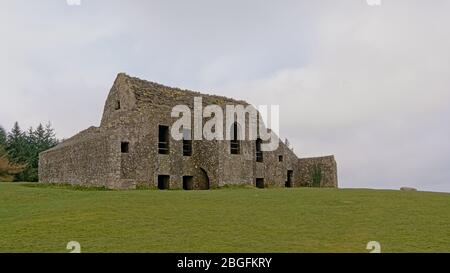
[0,122,58,182]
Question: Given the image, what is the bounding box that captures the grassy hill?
[0,182,449,253]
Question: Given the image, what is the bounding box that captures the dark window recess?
[286,170,293,188]
[183,176,194,190]
[158,175,170,190]
[183,129,192,156]
[121,142,129,153]
[230,122,241,154]
[256,178,265,189]
[279,155,284,162]
[115,100,121,110]
[158,125,170,154]
[256,138,263,162]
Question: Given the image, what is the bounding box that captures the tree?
[3,122,59,182]
[0,125,25,182]
[21,126,39,181]
[0,126,6,148]
[0,151,25,182]
[6,122,27,164]
[44,122,58,148]
[35,124,46,150]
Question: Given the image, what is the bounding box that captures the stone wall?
[38,128,122,188]
[39,73,339,190]
[296,156,338,188]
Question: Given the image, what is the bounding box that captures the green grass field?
[1,182,449,253]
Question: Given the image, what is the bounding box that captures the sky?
[1,0,450,192]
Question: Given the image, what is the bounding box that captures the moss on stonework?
[311,164,324,187]
[135,184,158,190]
[215,184,257,190]
[22,183,112,191]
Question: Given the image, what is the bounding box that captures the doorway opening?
[158,175,170,190]
[198,168,210,190]
[256,178,265,189]
[286,170,293,188]
[183,176,194,190]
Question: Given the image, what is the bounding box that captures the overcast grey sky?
[1,0,450,192]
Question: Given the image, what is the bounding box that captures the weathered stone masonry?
[39,73,338,190]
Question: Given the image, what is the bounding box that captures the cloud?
[1,0,449,191]
[221,1,450,191]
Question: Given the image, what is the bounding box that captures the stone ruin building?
[39,73,338,190]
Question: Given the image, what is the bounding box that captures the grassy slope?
[0,183,449,253]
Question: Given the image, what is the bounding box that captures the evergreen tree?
[44,122,58,148]
[35,124,46,150]
[6,122,27,164]
[22,127,39,181]
[0,126,6,149]
[26,126,37,159]
[3,122,59,182]
[1,124,25,182]
[0,126,7,160]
